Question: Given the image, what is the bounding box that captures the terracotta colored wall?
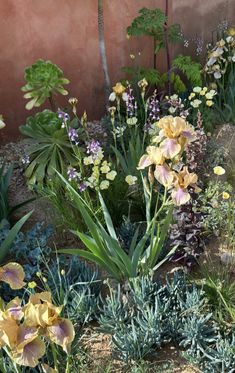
[172,0,235,58]
[0,0,235,142]
[0,0,166,142]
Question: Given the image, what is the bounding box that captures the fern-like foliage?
[127,7,182,52]
[172,55,202,87]
[122,66,161,86]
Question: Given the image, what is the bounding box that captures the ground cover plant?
[1,5,235,373]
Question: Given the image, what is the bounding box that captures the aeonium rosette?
[138,116,199,206]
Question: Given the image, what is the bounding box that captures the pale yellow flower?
[28,281,37,289]
[222,192,230,200]
[190,99,202,108]
[100,180,110,190]
[83,156,93,166]
[130,54,135,60]
[127,117,138,125]
[106,170,117,181]
[100,161,111,174]
[213,166,225,175]
[188,92,196,100]
[125,175,137,185]
[193,87,202,93]
[206,100,213,107]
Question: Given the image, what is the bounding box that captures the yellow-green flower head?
[206,90,216,100]
[28,281,37,289]
[61,269,65,276]
[190,99,202,108]
[213,166,225,175]
[127,117,138,126]
[125,175,137,186]
[100,161,111,174]
[138,78,148,91]
[100,180,110,190]
[222,191,230,200]
[83,156,93,166]
[206,100,213,107]
[188,92,196,100]
[193,86,202,93]
[106,170,117,181]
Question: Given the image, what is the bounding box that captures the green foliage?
[197,180,233,236]
[98,272,208,362]
[0,162,34,222]
[199,255,235,324]
[127,7,181,51]
[57,173,173,281]
[43,255,101,324]
[0,211,32,263]
[121,66,160,86]
[22,59,69,110]
[19,110,76,185]
[159,71,186,93]
[172,55,202,87]
[179,313,217,356]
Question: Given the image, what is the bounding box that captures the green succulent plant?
[19,110,76,185]
[21,59,70,110]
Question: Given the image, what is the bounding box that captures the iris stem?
[50,342,59,372]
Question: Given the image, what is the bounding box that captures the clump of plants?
[204,27,235,123]
[124,7,202,94]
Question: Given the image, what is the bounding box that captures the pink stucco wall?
[0,0,165,141]
[0,0,235,141]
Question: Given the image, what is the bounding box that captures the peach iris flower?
[171,166,198,206]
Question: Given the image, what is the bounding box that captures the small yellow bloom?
[36,272,41,277]
[130,54,135,60]
[83,156,93,166]
[100,161,111,174]
[100,180,110,190]
[193,86,202,93]
[28,281,37,289]
[42,277,47,283]
[213,166,225,175]
[138,78,148,91]
[126,33,131,39]
[206,100,213,107]
[61,269,65,276]
[227,27,235,37]
[112,82,126,96]
[127,117,138,125]
[222,192,230,200]
[188,92,196,100]
[106,170,117,181]
[125,175,137,185]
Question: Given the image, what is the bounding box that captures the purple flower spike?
[79,182,87,192]
[68,128,79,145]
[67,167,77,181]
[22,155,30,165]
[86,140,101,155]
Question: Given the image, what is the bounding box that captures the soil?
[82,329,201,373]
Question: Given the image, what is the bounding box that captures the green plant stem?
[48,93,57,111]
[50,342,59,372]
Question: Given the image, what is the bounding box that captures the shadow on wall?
[172,0,235,59]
